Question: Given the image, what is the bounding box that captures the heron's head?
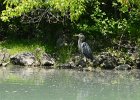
[74,33,85,41]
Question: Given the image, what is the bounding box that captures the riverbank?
[0,34,140,71]
[0,46,139,71]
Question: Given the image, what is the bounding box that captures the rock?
[10,52,35,66]
[71,55,81,63]
[40,53,55,66]
[60,59,91,70]
[76,60,86,68]
[0,52,4,60]
[0,53,4,66]
[0,52,10,66]
[58,61,75,69]
[136,58,140,69]
[2,62,10,66]
[3,53,10,61]
[83,67,94,71]
[96,52,118,69]
[58,63,73,69]
[115,64,131,70]
[34,60,40,66]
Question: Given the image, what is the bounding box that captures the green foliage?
[1,0,86,22]
[1,0,45,21]
[76,0,128,35]
[127,8,140,37]
[1,0,140,35]
[78,18,128,35]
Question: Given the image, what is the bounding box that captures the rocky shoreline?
[58,51,140,71]
[0,52,55,67]
[0,49,140,71]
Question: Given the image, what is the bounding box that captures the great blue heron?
[74,33,93,61]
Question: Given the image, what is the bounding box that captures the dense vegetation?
[0,0,140,64]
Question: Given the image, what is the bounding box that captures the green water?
[0,67,140,100]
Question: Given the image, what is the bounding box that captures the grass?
[57,43,76,63]
[0,38,76,64]
[0,39,49,55]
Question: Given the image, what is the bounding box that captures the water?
[0,66,140,100]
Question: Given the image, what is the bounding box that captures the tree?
[0,0,86,22]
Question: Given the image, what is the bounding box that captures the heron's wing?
[81,42,93,60]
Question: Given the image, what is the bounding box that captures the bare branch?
[20,8,70,25]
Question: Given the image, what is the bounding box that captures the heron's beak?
[73,34,79,37]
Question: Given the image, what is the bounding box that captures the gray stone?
[10,52,35,66]
[115,64,131,70]
[96,52,118,69]
[0,52,4,61]
[40,53,55,66]
[58,63,73,69]
[0,52,10,66]
[2,62,10,66]
[76,60,86,68]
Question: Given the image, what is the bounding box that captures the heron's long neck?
[78,38,83,50]
[78,38,82,44]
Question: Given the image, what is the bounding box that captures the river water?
[0,66,140,100]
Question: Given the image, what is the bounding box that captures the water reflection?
[0,67,140,100]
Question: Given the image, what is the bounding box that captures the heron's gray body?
[77,34,93,61]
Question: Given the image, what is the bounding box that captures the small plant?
[33,48,44,62]
[57,43,75,63]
